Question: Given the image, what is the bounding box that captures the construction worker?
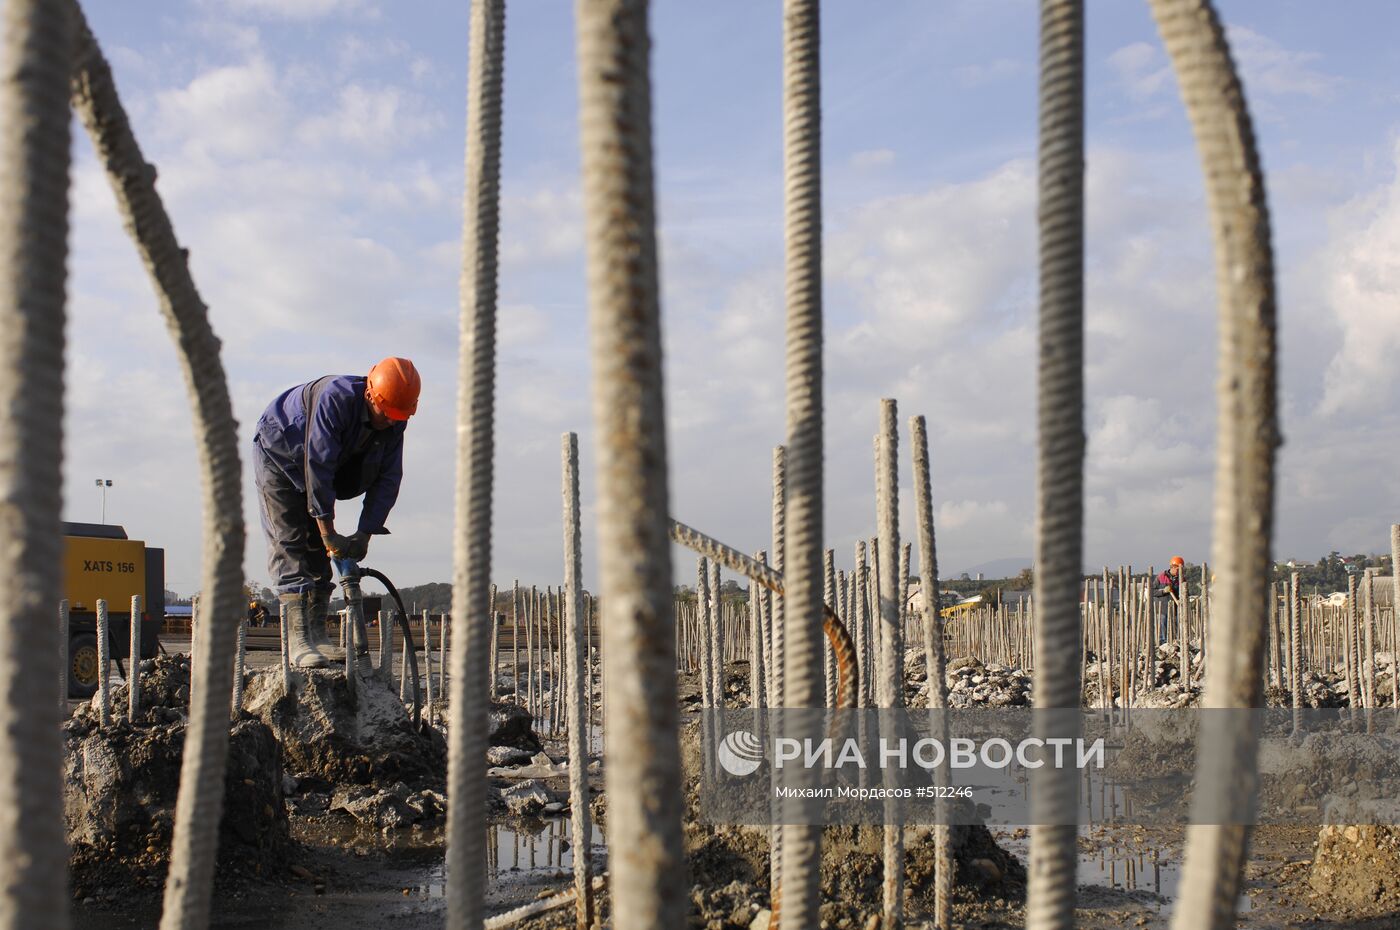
[1156,556,1184,599]
[253,357,420,668]
[1152,556,1185,641]
[247,599,269,628]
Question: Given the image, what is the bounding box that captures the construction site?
[5,2,1400,930]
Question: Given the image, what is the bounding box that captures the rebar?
[512,580,520,704]
[231,617,245,716]
[854,541,869,708]
[709,558,723,713]
[750,555,766,709]
[574,0,686,924]
[876,400,904,929]
[667,520,857,712]
[910,415,952,929]
[445,0,505,912]
[59,600,69,712]
[1027,2,1084,928]
[1148,2,1280,927]
[561,432,594,929]
[97,598,111,727]
[769,444,787,908]
[345,604,357,701]
[488,582,499,697]
[281,602,293,695]
[0,2,72,922]
[822,550,836,708]
[1391,526,1399,712]
[70,10,247,926]
[129,594,142,719]
[776,1,824,925]
[697,558,713,709]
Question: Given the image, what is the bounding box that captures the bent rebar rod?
[69,7,247,929]
[1148,1,1280,928]
[668,520,858,719]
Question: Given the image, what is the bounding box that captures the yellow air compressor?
[62,522,165,697]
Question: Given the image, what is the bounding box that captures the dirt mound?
[1310,824,1400,914]
[63,677,289,903]
[676,710,1026,927]
[73,652,193,728]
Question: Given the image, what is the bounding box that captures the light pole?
[95,478,112,523]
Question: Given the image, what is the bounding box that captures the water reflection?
[489,815,604,874]
[413,815,607,899]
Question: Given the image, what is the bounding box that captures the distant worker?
[1155,556,1184,599]
[253,358,420,668]
[247,599,269,628]
[1152,555,1185,640]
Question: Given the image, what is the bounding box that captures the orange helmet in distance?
[1170,556,1185,568]
[367,357,421,421]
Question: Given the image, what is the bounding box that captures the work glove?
[322,530,355,558]
[345,532,371,561]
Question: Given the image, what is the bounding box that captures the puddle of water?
[998,829,1254,913]
[413,815,607,898]
[1082,837,1253,913]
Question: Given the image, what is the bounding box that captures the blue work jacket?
[254,374,406,534]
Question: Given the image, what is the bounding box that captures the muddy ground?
[69,646,1400,929]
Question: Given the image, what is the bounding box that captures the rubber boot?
[281,592,329,669]
[307,589,346,661]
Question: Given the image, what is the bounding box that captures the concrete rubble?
[62,655,290,901]
[242,666,447,788]
[240,666,545,832]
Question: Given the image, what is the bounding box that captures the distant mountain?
[333,580,452,615]
[952,556,1031,580]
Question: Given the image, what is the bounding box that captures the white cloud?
[938,499,1009,531]
[501,188,585,268]
[851,149,896,170]
[1317,140,1400,415]
[1107,42,1172,103]
[828,159,1036,344]
[1109,29,1339,111]
[155,58,289,160]
[223,0,374,20]
[1226,25,1340,101]
[298,84,442,152]
[953,57,1024,88]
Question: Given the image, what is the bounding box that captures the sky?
[53,0,1400,596]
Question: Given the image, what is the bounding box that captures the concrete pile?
[242,666,446,788]
[62,655,290,902]
[241,666,548,831]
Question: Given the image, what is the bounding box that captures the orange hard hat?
[367,357,420,420]
[1170,556,1185,568]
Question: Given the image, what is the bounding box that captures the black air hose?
[360,567,423,729]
